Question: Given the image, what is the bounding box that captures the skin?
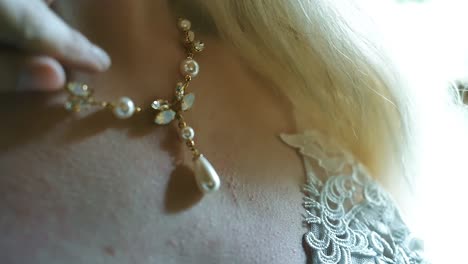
[0,1,308,263]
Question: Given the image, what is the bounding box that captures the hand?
[0,0,111,92]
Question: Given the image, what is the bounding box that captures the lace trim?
[280,130,428,264]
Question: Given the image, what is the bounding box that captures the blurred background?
[364,0,468,100]
[361,1,467,262]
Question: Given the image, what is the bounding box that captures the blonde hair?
[171,1,468,261]
[173,0,467,185]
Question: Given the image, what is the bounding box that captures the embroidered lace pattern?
[280,130,428,264]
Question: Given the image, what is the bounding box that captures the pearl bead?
[180,59,199,78]
[181,126,195,140]
[178,19,191,31]
[113,97,135,119]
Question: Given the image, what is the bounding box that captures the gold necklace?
[63,18,220,194]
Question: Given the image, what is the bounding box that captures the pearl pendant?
[194,155,220,193]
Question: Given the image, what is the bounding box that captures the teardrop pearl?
[194,155,220,193]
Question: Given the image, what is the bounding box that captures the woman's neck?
[52,0,296,135]
[56,0,178,56]
[53,0,184,99]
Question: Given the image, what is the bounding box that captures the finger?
[18,56,66,91]
[0,0,111,72]
[0,51,65,92]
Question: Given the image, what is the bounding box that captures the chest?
[0,98,306,263]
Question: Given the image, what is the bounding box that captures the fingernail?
[18,70,47,91]
[91,45,111,71]
[17,58,65,91]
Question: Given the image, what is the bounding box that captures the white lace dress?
[280,130,428,264]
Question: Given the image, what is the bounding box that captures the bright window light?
[361,1,468,263]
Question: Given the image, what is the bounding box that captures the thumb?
[0,0,111,72]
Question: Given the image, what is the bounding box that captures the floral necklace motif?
[63,18,220,194]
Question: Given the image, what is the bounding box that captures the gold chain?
[63,18,220,194]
